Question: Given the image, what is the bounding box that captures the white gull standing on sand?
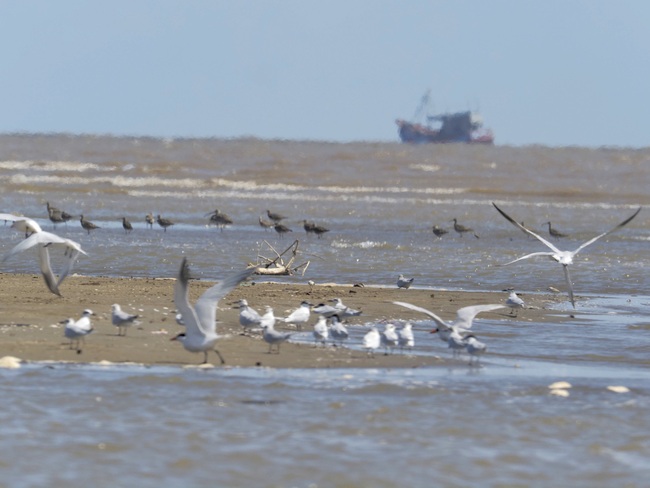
[111,304,140,336]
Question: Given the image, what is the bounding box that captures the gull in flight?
[170,258,254,364]
[0,213,42,237]
[492,202,641,308]
[393,301,505,342]
[111,304,140,336]
[1,223,87,296]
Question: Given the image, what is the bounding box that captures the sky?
[1,0,650,147]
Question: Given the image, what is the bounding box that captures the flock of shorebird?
[0,200,642,364]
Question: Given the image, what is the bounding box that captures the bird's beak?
[430,329,438,334]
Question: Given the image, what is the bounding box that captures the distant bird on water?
[492,202,642,308]
[46,202,73,228]
[450,218,475,237]
[397,274,414,289]
[267,209,286,223]
[432,225,448,238]
[122,217,133,234]
[156,215,175,232]
[80,215,100,235]
[259,216,274,230]
[312,224,330,239]
[544,222,568,240]
[273,223,292,238]
[206,209,233,231]
[145,213,155,229]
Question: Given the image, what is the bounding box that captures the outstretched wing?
[2,231,86,263]
[392,301,451,330]
[0,213,42,234]
[174,258,204,337]
[38,246,61,296]
[572,207,641,255]
[492,203,562,254]
[501,251,555,266]
[455,304,506,329]
[194,267,255,333]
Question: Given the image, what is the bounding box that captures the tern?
[397,274,415,289]
[261,321,292,354]
[235,298,263,333]
[492,202,641,308]
[2,229,87,296]
[170,258,254,364]
[505,290,525,316]
[398,322,415,354]
[362,326,381,356]
[464,335,487,364]
[282,301,312,330]
[381,323,399,355]
[62,309,94,353]
[328,314,349,346]
[313,315,329,345]
[392,301,505,342]
[0,213,42,237]
[111,304,140,336]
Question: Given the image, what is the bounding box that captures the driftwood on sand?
[251,240,310,276]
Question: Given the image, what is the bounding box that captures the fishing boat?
[395,91,494,144]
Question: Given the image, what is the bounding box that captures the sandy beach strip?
[0,272,567,368]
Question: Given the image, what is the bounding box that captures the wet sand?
[0,272,567,368]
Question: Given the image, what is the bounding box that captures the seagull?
[122,217,133,234]
[505,290,525,316]
[398,322,415,354]
[282,300,312,330]
[261,321,292,354]
[156,215,174,232]
[235,298,263,333]
[328,314,349,345]
[111,304,140,336]
[62,310,94,353]
[0,213,42,237]
[492,202,642,308]
[80,215,100,234]
[447,328,467,358]
[464,334,487,364]
[381,323,399,355]
[170,258,254,364]
[2,229,87,296]
[392,301,505,342]
[329,298,362,318]
[397,274,415,289]
[313,315,329,345]
[362,326,381,356]
[544,222,567,239]
[259,306,276,331]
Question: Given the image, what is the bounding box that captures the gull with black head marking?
[170,258,254,364]
[492,202,641,308]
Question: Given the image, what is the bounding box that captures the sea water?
[0,134,649,486]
